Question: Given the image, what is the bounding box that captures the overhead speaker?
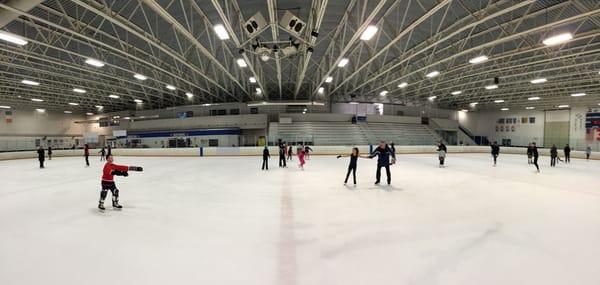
[494,77,499,84]
[244,12,267,37]
[280,11,306,37]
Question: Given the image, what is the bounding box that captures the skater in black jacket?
[369,141,396,185]
[491,141,500,166]
[36,146,45,168]
[287,144,293,161]
[337,147,367,185]
[262,146,270,170]
[278,140,287,168]
[532,142,540,172]
[527,143,533,164]
[550,144,558,167]
[47,146,52,160]
[563,144,571,163]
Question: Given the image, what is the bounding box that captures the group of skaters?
[35,144,112,168]
[261,140,313,171]
[524,143,592,172]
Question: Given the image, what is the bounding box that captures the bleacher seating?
[362,122,441,145]
[269,121,442,146]
[269,122,368,145]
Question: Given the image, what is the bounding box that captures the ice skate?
[98,202,105,211]
[112,201,123,209]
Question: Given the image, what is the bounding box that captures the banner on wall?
[585,112,600,141]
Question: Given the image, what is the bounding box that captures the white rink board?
[1,145,596,160]
[1,154,599,285]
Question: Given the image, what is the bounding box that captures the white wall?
[459,109,545,147]
[0,108,86,151]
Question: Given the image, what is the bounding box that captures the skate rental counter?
[0,146,596,160]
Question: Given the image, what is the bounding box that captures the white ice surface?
[1,154,600,285]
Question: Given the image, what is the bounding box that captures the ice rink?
[1,153,600,285]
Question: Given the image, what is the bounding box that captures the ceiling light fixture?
[166,85,176,90]
[64,110,72,114]
[31,98,43,102]
[379,90,388,96]
[558,104,569,108]
[494,99,505,103]
[249,77,257,83]
[109,94,120,99]
[68,102,79,106]
[73,88,86,93]
[134,74,148,81]
[451,91,462,95]
[325,76,333,83]
[134,99,143,104]
[528,96,540,101]
[468,55,488,64]
[318,87,325,94]
[428,95,437,101]
[213,24,230,40]
[185,92,194,98]
[426,71,440,78]
[256,88,262,95]
[0,105,11,109]
[236,58,248,67]
[398,82,408,88]
[501,108,509,111]
[0,31,28,46]
[571,92,586,97]
[543,33,573,46]
[338,58,349,67]
[485,84,498,90]
[530,78,547,84]
[21,79,40,86]
[85,58,105,67]
[36,108,46,112]
[360,25,379,41]
[526,107,535,110]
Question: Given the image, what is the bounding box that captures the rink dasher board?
[0,146,596,160]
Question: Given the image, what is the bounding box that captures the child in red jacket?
[99,154,143,210]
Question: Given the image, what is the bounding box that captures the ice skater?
[531,142,540,172]
[586,146,592,160]
[369,141,396,185]
[304,145,313,160]
[437,141,447,168]
[550,144,558,167]
[563,144,571,163]
[278,140,287,168]
[491,141,500,166]
[337,147,367,185]
[98,154,143,210]
[99,147,106,161]
[287,144,293,161]
[47,146,52,160]
[36,146,45,168]
[297,146,306,170]
[262,146,270,170]
[527,143,533,164]
[84,144,90,167]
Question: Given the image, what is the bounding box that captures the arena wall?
[1,146,595,161]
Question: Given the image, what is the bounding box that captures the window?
[230,108,240,115]
[209,139,219,147]
[529,117,536,124]
[250,107,258,114]
[210,110,217,116]
[217,109,226,116]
